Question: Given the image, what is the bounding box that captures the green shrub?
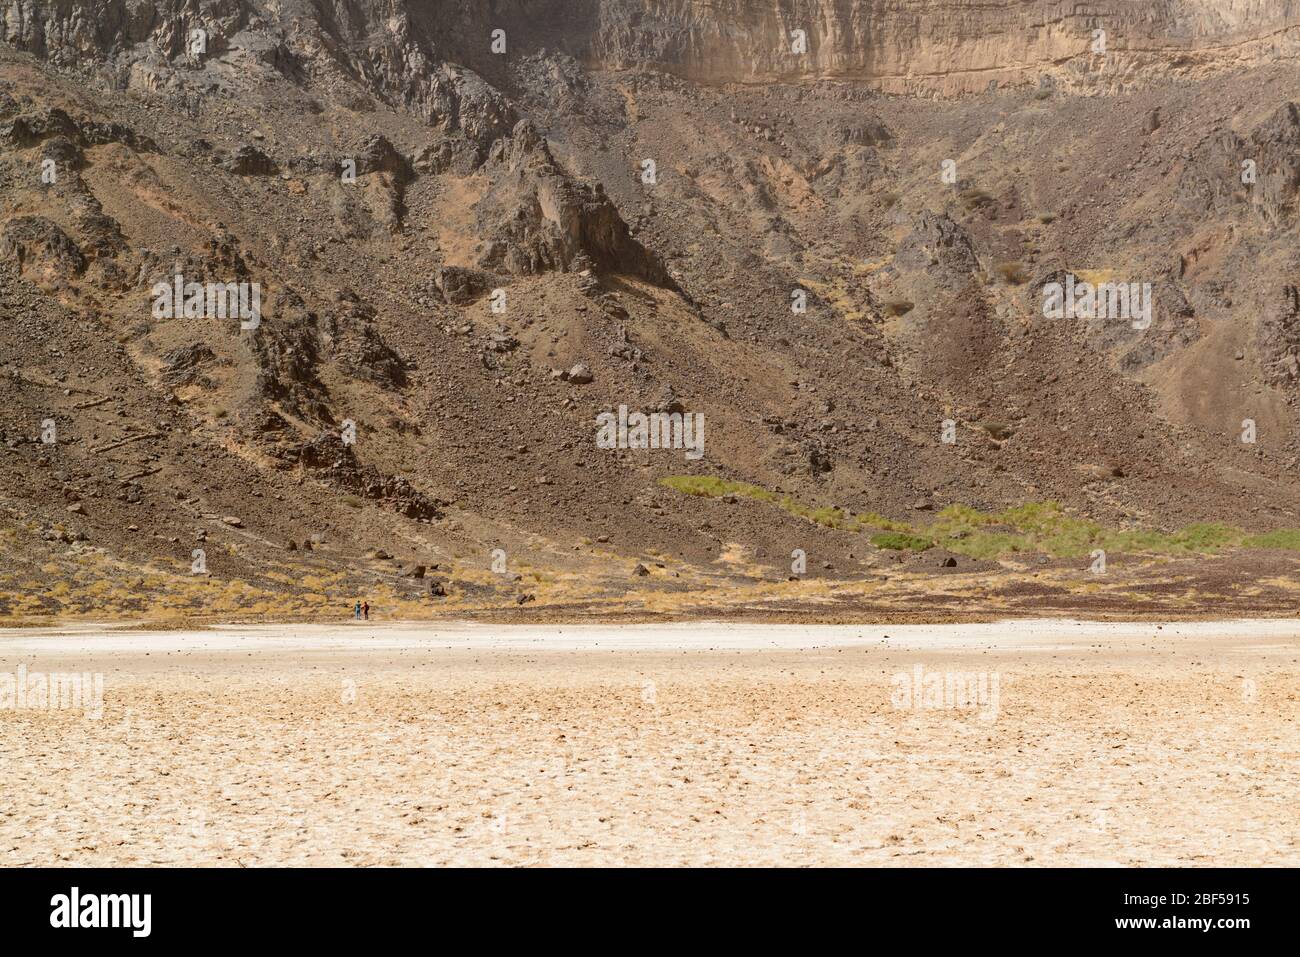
[871,532,934,552]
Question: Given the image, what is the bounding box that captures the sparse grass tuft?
[784,500,851,529]
[976,421,1015,440]
[959,187,995,210]
[659,475,776,502]
[855,511,914,532]
[994,261,1030,284]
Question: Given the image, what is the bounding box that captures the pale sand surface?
[1,620,1297,866]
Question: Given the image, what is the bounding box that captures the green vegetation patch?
[659,475,777,502]
[1243,529,1300,550]
[660,477,1300,560]
[870,532,934,552]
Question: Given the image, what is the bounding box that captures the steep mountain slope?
[2,0,1300,621]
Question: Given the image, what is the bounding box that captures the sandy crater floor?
[1,620,1297,866]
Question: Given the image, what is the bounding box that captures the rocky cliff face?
[10,0,1300,97]
[6,1,1300,96]
[4,0,1300,619]
[573,0,1300,93]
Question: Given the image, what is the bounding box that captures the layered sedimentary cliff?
[5,1,1299,95]
[575,0,1300,93]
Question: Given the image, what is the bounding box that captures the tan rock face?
[6,1,1299,96]
[576,0,1300,93]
